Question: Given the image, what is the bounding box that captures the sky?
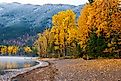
[0,0,88,6]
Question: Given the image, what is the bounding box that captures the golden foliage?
[24,46,32,53]
[35,10,78,56]
[78,0,121,50]
[51,10,77,51]
[0,46,7,54]
[0,45,19,55]
[34,29,50,55]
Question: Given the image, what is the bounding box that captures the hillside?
[0,2,83,46]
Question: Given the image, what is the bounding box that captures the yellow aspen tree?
[35,10,79,57]
[24,46,32,54]
[12,46,19,54]
[0,46,7,55]
[78,0,121,54]
[7,46,19,55]
[34,32,48,57]
[7,46,13,55]
[52,10,77,56]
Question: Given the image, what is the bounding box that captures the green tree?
[86,29,107,58]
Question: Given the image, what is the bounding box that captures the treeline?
[34,10,81,58]
[34,0,121,59]
[0,45,37,56]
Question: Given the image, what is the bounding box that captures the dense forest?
[35,0,121,59]
[0,0,121,59]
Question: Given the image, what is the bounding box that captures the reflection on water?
[0,62,18,69]
[0,57,39,70]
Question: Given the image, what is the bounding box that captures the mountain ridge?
[0,3,83,46]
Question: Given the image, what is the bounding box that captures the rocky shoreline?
[0,60,49,81]
[12,59,121,81]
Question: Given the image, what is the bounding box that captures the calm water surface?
[0,56,39,70]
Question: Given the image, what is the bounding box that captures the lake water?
[0,56,39,70]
